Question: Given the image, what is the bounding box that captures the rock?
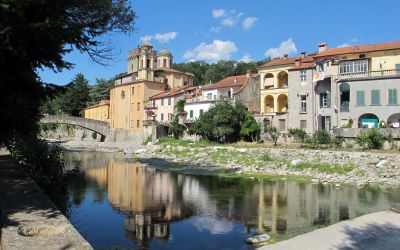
[195,152,208,159]
[376,160,388,168]
[311,178,319,183]
[367,157,380,164]
[123,147,135,155]
[237,148,248,153]
[246,234,271,244]
[290,159,302,166]
[134,148,147,154]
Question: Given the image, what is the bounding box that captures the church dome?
[158,47,172,56]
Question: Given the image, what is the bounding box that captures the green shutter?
[371,90,380,105]
[356,91,365,106]
[190,110,193,118]
[389,89,397,105]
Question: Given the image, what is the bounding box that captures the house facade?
[288,41,400,132]
[109,42,194,132]
[84,100,110,122]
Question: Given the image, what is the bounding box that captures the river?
[63,151,400,250]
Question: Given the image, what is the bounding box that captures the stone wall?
[334,128,400,139]
[235,75,260,114]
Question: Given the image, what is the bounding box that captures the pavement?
[0,154,92,250]
[259,210,400,250]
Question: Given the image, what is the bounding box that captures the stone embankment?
[0,155,92,250]
[131,143,400,187]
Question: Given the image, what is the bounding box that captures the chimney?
[318,43,328,53]
[301,51,306,59]
[283,54,288,60]
[246,70,251,78]
[295,58,300,67]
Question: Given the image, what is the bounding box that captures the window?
[339,59,368,74]
[168,97,171,105]
[371,90,380,105]
[300,95,307,113]
[200,109,204,116]
[121,90,125,99]
[132,87,134,95]
[388,89,398,105]
[356,91,365,106]
[320,92,331,108]
[207,93,212,100]
[161,98,164,106]
[137,102,140,111]
[163,59,167,67]
[321,116,331,130]
[300,120,307,129]
[189,110,193,118]
[278,119,286,130]
[300,69,307,82]
[396,64,400,70]
[160,113,164,121]
[228,91,231,98]
[137,120,140,128]
[316,62,325,72]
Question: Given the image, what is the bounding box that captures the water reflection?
[65,152,400,250]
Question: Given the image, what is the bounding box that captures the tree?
[0,0,135,143]
[240,112,260,142]
[266,126,281,146]
[57,74,90,116]
[188,99,247,143]
[204,60,236,83]
[88,78,113,105]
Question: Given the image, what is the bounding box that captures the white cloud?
[212,9,226,18]
[243,17,258,30]
[222,16,237,27]
[239,54,253,63]
[183,40,237,62]
[338,38,359,48]
[192,217,234,235]
[139,32,178,44]
[265,38,297,58]
[209,26,221,33]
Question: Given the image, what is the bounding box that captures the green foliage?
[88,78,113,105]
[40,123,58,132]
[259,153,273,162]
[342,118,354,128]
[288,128,307,143]
[356,129,386,150]
[0,0,135,144]
[292,162,355,174]
[91,132,97,140]
[331,136,344,148]
[188,100,247,142]
[266,126,281,146]
[170,117,186,139]
[56,74,90,116]
[240,112,260,142]
[175,100,185,113]
[142,135,152,145]
[304,134,319,149]
[315,130,331,144]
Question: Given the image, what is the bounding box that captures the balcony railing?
[338,69,400,81]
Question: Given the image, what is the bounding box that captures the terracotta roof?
[149,85,191,99]
[156,67,195,76]
[202,75,248,90]
[85,100,110,110]
[234,74,259,95]
[259,57,297,68]
[289,56,315,70]
[315,41,400,57]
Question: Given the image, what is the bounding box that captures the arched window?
[137,102,140,111]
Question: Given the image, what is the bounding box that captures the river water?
[64,151,400,250]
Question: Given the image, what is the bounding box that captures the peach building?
[84,100,110,122]
[110,42,194,132]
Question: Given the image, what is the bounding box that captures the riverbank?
[58,139,400,187]
[0,154,92,250]
[259,210,400,249]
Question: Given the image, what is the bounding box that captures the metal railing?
[338,69,400,80]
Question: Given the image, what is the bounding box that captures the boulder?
[290,159,302,166]
[376,159,388,168]
[246,234,271,244]
[134,148,147,154]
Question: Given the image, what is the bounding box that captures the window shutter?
[389,89,397,104]
[327,93,331,107]
[371,90,380,105]
[356,91,364,106]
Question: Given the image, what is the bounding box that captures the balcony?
[338,69,400,81]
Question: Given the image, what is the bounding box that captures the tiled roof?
[315,41,400,57]
[289,56,315,70]
[259,57,297,68]
[85,100,110,110]
[202,75,248,90]
[149,85,191,99]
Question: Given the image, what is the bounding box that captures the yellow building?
[259,55,295,130]
[84,100,110,122]
[110,42,194,132]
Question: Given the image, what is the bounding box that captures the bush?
[342,119,353,128]
[170,116,186,139]
[288,128,307,143]
[240,112,260,142]
[331,136,344,148]
[355,129,386,150]
[91,131,97,140]
[304,134,319,149]
[315,130,331,144]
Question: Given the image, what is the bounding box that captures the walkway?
[0,153,92,250]
[259,210,400,250]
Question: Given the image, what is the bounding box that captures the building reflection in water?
[67,152,400,248]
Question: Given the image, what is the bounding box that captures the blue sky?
[38,0,399,85]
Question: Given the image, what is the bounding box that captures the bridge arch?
[40,114,110,140]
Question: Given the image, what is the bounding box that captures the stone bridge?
[40,114,110,139]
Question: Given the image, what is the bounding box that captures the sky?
[38,0,400,85]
